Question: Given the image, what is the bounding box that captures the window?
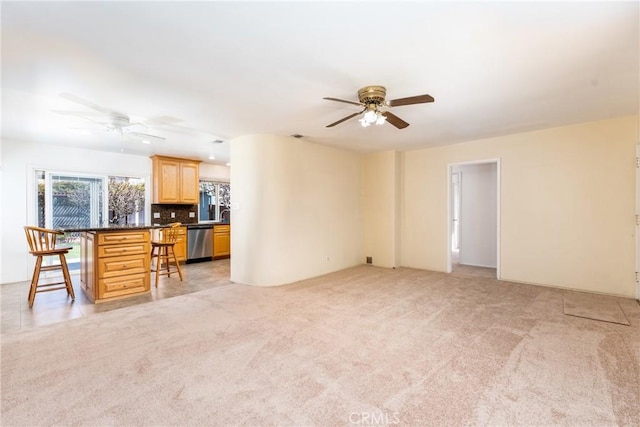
[36,171,105,230]
[199,181,230,222]
[34,170,146,271]
[108,176,145,225]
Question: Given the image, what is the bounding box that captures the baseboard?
[501,276,637,300]
[457,262,497,269]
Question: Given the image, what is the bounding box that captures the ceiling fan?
[53,93,175,143]
[324,85,434,129]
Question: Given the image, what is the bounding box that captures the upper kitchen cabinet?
[151,155,201,204]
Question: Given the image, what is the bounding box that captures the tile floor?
[1,259,231,333]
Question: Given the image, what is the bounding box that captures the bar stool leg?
[169,246,183,281]
[59,253,75,300]
[152,246,160,288]
[28,256,43,308]
[163,246,171,278]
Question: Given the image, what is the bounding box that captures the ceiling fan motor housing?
[109,115,131,128]
[358,85,386,105]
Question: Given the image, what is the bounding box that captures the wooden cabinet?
[154,158,180,203]
[180,163,199,203]
[151,155,201,204]
[213,224,231,258]
[80,231,95,298]
[80,230,151,303]
[173,226,187,262]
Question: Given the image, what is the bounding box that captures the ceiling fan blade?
[143,116,183,126]
[127,131,165,141]
[60,113,110,127]
[59,92,125,116]
[323,97,363,107]
[152,123,215,136]
[382,111,410,129]
[326,109,365,128]
[51,109,103,117]
[124,121,146,128]
[388,94,435,107]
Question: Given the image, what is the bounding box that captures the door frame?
[446,158,501,279]
[636,143,640,300]
[451,171,462,251]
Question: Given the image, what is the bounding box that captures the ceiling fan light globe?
[364,110,378,123]
[359,117,370,127]
[376,115,386,125]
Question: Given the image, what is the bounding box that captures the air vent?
[212,139,224,144]
[290,134,304,139]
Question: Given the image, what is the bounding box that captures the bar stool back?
[23,226,76,308]
[150,223,184,287]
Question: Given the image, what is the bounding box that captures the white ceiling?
[2,1,638,165]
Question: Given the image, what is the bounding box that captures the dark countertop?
[59,224,168,233]
[60,222,230,233]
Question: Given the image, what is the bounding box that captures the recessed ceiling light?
[208,155,216,160]
[141,139,151,145]
[226,162,231,167]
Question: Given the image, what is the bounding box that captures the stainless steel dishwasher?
[186,224,214,263]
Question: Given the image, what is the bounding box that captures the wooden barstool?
[23,226,76,308]
[150,223,184,287]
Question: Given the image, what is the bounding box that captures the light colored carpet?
[563,292,631,325]
[1,266,639,426]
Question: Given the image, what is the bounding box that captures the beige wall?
[229,134,363,286]
[363,150,400,268]
[199,163,230,182]
[402,116,637,297]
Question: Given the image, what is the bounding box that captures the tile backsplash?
[151,204,198,225]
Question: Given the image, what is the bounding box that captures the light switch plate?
[153,212,160,219]
[171,212,176,218]
[189,212,195,218]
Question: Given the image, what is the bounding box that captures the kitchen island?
[62,225,159,303]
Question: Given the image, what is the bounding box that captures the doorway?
[447,159,500,278]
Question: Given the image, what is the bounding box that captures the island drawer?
[98,242,150,258]
[98,254,150,279]
[98,273,149,299]
[98,231,150,246]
